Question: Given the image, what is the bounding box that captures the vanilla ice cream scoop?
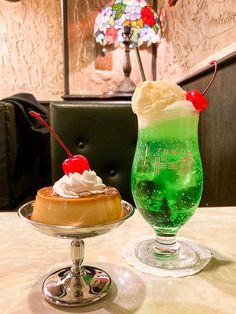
[132,80,187,115]
[132,80,196,127]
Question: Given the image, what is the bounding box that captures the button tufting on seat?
[109,169,116,177]
[78,141,85,149]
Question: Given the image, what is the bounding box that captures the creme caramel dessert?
[31,170,124,226]
[29,113,124,227]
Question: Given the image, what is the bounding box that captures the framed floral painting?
[61,0,159,98]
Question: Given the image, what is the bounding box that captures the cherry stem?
[202,60,218,95]
[29,111,73,158]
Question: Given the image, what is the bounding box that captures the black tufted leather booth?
[50,101,138,204]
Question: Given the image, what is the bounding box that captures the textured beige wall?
[0,0,235,100]
[157,0,236,82]
[0,0,63,101]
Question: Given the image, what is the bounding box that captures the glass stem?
[153,233,180,258]
[71,240,84,276]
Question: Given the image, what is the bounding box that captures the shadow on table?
[200,247,234,272]
[199,248,236,299]
[27,262,146,314]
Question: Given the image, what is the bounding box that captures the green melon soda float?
[131,62,217,270]
[131,81,203,232]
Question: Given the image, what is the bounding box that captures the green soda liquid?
[131,113,203,232]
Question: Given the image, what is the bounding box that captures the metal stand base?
[42,266,111,307]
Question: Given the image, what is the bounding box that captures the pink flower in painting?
[94,5,113,34]
[105,26,118,44]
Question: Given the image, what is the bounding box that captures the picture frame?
[60,0,159,99]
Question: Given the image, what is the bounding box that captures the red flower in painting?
[105,26,118,44]
[141,7,155,26]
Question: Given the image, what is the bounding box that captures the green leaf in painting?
[115,9,123,19]
[112,3,122,11]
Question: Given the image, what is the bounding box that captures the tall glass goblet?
[131,110,203,270]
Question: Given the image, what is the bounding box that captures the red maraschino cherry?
[185,60,218,111]
[29,111,90,175]
[62,155,90,175]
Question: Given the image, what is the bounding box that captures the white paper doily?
[122,235,212,278]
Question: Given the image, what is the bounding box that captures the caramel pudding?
[31,186,124,226]
[27,114,125,227]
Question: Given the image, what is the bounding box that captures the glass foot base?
[42,266,111,307]
[136,238,198,270]
[123,236,212,277]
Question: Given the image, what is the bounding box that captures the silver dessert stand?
[18,200,134,307]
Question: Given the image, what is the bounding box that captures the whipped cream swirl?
[53,170,106,198]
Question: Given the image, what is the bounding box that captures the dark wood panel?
[180,55,236,206]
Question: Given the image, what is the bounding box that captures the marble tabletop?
[0,206,236,314]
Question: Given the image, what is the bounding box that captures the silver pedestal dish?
[18,200,134,307]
